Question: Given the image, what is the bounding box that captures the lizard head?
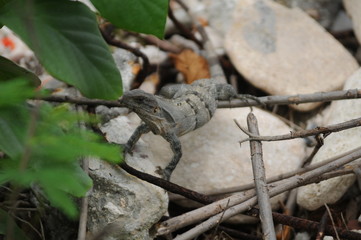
[119,89,158,111]
[119,89,164,121]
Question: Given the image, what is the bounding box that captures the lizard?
[118,78,239,180]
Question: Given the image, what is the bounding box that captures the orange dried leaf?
[170,49,210,84]
[197,17,209,27]
[131,62,141,75]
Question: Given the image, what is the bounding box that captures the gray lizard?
[119,78,239,180]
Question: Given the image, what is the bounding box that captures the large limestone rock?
[225,0,358,111]
[143,108,306,204]
[86,116,168,240]
[297,68,361,211]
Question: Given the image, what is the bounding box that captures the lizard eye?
[153,107,159,113]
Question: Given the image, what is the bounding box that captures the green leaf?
[90,0,168,39]
[0,78,35,106]
[0,0,122,99]
[0,56,41,86]
[0,106,28,158]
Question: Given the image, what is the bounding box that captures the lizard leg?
[163,133,182,181]
[125,123,150,153]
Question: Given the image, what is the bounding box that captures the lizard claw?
[155,167,171,181]
[120,143,133,155]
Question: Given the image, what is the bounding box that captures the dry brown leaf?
[131,62,141,75]
[169,49,210,84]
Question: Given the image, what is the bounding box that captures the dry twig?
[218,88,361,108]
[247,113,276,240]
[237,117,361,143]
[39,89,361,111]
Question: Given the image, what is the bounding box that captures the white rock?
[87,116,168,240]
[143,108,306,207]
[343,0,361,44]
[323,236,334,240]
[225,0,359,111]
[297,68,361,211]
[294,232,311,240]
[140,45,168,65]
[112,49,137,92]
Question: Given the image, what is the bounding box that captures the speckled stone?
[225,0,358,111]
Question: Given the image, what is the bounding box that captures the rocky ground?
[2,0,361,239]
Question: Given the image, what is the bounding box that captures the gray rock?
[343,0,361,44]
[86,116,168,240]
[297,68,361,210]
[143,108,306,208]
[331,10,353,32]
[225,0,359,111]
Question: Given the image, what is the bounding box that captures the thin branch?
[38,88,361,110]
[218,88,361,108]
[77,107,89,240]
[239,117,361,143]
[247,113,276,240]
[302,136,323,166]
[315,211,328,240]
[77,160,89,235]
[40,95,125,108]
[217,226,262,240]
[118,162,215,204]
[131,32,182,53]
[325,204,341,240]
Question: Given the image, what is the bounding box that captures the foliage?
[0,79,122,218]
[0,55,40,86]
[0,0,167,227]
